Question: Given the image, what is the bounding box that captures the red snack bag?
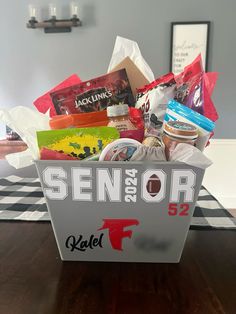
[129,107,144,129]
[50,69,134,115]
[174,55,204,113]
[174,55,218,121]
[34,74,82,117]
[137,73,175,95]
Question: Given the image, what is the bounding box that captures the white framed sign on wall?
[170,21,210,74]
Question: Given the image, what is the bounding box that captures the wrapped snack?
[135,73,176,130]
[49,110,108,129]
[174,55,218,121]
[37,127,119,160]
[164,100,215,151]
[118,107,145,141]
[50,69,134,115]
[129,107,144,130]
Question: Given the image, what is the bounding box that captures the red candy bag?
[174,55,218,121]
[174,55,204,113]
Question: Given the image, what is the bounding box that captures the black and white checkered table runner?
[0,176,235,229]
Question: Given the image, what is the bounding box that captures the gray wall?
[0,0,235,139]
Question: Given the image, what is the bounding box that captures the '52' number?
[168,203,190,216]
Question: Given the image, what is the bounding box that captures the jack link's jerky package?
[174,55,218,121]
[135,73,176,130]
[50,69,135,115]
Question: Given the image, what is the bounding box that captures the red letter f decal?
[98,218,139,251]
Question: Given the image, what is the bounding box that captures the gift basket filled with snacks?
[0,36,218,263]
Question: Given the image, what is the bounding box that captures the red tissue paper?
[33,74,82,117]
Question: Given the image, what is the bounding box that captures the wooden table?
[0,222,235,314]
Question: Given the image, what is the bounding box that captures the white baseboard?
[203,139,236,209]
[214,197,236,209]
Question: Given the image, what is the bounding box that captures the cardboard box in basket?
[109,57,150,97]
[35,160,204,263]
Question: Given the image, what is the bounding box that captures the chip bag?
[135,73,176,129]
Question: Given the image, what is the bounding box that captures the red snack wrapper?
[174,55,218,121]
[50,69,134,115]
[174,55,203,111]
[34,74,82,117]
[137,73,175,95]
[129,107,144,129]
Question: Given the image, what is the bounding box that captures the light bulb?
[28,4,37,19]
[70,1,79,17]
[49,3,57,17]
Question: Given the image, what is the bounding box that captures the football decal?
[146,174,161,197]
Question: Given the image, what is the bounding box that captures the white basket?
[35,160,204,263]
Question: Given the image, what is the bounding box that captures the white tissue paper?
[0,106,50,168]
[169,143,212,169]
[108,36,155,82]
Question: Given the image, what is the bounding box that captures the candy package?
[37,127,119,160]
[50,69,134,115]
[174,55,218,121]
[135,73,176,129]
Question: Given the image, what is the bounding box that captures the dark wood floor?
[0,222,235,314]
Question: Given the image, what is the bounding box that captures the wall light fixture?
[27,2,82,33]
